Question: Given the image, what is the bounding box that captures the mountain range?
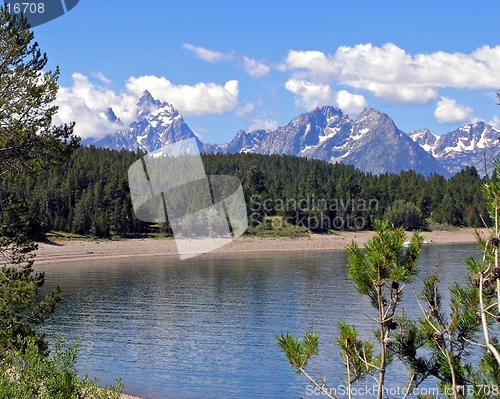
[84,91,500,178]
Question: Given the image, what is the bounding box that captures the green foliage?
[342,221,423,399]
[482,158,500,224]
[0,7,79,178]
[0,5,77,355]
[276,331,319,371]
[0,9,122,399]
[383,199,424,230]
[389,158,500,397]
[277,222,424,399]
[0,262,62,355]
[398,270,476,394]
[345,220,423,308]
[337,321,378,384]
[272,104,500,397]
[391,316,433,388]
[2,150,490,240]
[0,337,123,398]
[432,166,486,227]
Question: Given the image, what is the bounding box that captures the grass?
[245,216,310,238]
[427,222,461,231]
[46,231,86,239]
[148,232,175,239]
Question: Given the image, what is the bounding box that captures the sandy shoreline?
[34,228,487,266]
[33,228,486,399]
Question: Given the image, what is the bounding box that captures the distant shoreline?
[33,228,486,266]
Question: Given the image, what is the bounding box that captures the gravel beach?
[34,228,487,265]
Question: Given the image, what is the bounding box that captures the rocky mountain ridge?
[85,91,500,177]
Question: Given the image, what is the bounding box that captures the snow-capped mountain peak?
[137,90,161,119]
[409,129,438,155]
[410,122,500,174]
[85,92,201,152]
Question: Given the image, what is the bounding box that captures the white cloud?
[91,71,112,85]
[285,79,337,109]
[434,97,475,124]
[126,76,239,116]
[335,90,368,118]
[242,56,271,78]
[233,99,279,132]
[182,43,234,63]
[234,101,254,118]
[54,73,138,140]
[249,119,279,131]
[284,79,367,117]
[55,73,241,140]
[285,50,339,81]
[283,44,500,105]
[488,115,500,129]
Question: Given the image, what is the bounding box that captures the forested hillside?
[1,146,491,239]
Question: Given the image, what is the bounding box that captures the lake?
[38,244,479,398]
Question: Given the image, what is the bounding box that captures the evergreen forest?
[1,145,491,239]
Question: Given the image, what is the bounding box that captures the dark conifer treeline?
[0,146,491,238]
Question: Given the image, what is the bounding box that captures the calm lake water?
[37,244,479,398]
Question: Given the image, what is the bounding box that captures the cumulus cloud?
[182,43,234,63]
[234,101,254,118]
[54,73,241,140]
[54,73,138,140]
[285,79,337,109]
[242,56,271,78]
[335,90,368,117]
[434,97,475,124]
[285,50,339,81]
[126,76,239,116]
[285,79,367,117]
[283,44,500,105]
[488,115,500,129]
[248,119,279,131]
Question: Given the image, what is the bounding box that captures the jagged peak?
[151,102,177,117]
[140,89,152,98]
[410,128,438,139]
[356,107,387,122]
[137,91,163,120]
[234,129,247,137]
[307,105,344,117]
[104,107,118,123]
[287,106,344,128]
[138,90,161,106]
[138,90,157,104]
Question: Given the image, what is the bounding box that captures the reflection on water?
[38,244,478,399]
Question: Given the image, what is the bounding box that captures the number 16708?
[7,3,45,14]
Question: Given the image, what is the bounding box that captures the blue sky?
[34,0,500,144]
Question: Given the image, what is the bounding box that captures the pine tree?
[276,221,424,399]
[0,6,79,354]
